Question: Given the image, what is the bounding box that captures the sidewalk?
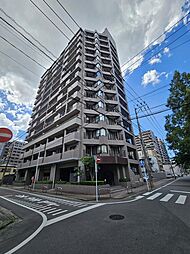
[3,178,175,202]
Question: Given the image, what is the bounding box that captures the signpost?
[94,156,101,202]
[0,128,13,143]
[0,128,13,185]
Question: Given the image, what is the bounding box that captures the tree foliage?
[80,156,95,180]
[165,71,190,168]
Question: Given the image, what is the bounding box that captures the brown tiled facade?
[18,28,139,185]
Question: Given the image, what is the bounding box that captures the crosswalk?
[6,194,88,219]
[144,192,188,205]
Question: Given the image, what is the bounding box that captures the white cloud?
[142,69,166,86]
[0,112,31,138]
[163,47,171,57]
[14,113,31,131]
[0,73,36,108]
[0,98,6,110]
[149,53,162,65]
[121,54,144,75]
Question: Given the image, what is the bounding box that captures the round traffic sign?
[0,127,13,143]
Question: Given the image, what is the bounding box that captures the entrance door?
[98,165,115,185]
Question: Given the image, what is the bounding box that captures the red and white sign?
[0,127,13,143]
[96,157,101,164]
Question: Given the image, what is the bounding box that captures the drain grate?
[109,214,125,220]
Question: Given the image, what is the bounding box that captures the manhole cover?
[109,214,125,220]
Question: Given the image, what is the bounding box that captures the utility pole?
[135,108,154,190]
[0,143,14,185]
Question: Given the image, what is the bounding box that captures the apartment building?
[135,130,163,172]
[157,138,170,165]
[2,141,24,167]
[18,28,139,185]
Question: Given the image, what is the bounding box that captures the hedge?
[70,181,105,186]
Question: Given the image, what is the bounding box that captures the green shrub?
[36,180,53,184]
[56,180,67,184]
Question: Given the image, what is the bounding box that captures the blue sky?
[0,0,189,152]
[124,20,190,144]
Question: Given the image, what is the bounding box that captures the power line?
[0,7,57,59]
[128,84,169,102]
[56,0,80,29]
[0,18,53,64]
[0,17,54,62]
[29,0,70,40]
[125,23,190,75]
[42,0,75,35]
[121,11,190,68]
[0,49,39,77]
[0,35,46,69]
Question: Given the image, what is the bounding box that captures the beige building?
[135,130,164,172]
[18,28,139,185]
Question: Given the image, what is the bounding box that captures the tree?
[80,156,95,180]
[165,71,190,168]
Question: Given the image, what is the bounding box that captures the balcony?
[30,158,43,166]
[43,153,61,164]
[46,137,63,150]
[23,150,33,158]
[109,150,126,157]
[64,131,80,144]
[33,144,45,154]
[62,149,80,160]
[68,81,81,94]
[21,161,31,167]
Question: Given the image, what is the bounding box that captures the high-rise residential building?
[2,141,24,167]
[18,28,139,185]
[135,130,163,172]
[157,138,170,165]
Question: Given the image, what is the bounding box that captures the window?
[96,71,102,78]
[99,114,105,121]
[96,63,101,70]
[96,56,101,63]
[96,80,103,87]
[100,128,106,136]
[98,101,104,108]
[97,145,108,154]
[97,90,103,97]
[96,49,100,55]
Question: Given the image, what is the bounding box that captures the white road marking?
[143,179,178,196]
[160,194,174,202]
[47,209,62,214]
[175,195,187,205]
[52,210,68,216]
[35,205,52,210]
[39,207,57,213]
[170,190,190,194]
[147,193,162,200]
[0,196,47,254]
[46,203,104,227]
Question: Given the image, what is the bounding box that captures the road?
[0,176,190,254]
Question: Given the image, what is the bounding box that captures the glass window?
[96,129,100,137]
[100,128,106,136]
[96,49,100,55]
[97,145,101,154]
[97,90,103,97]
[96,71,102,78]
[101,145,108,153]
[96,63,101,70]
[98,101,104,108]
[99,114,105,121]
[96,56,101,62]
[96,80,103,86]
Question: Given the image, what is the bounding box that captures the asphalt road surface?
[1,176,190,254]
